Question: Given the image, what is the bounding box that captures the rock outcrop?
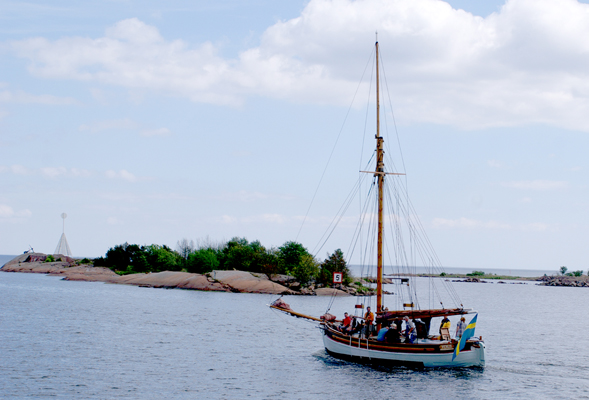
[58,265,120,282]
[315,287,351,296]
[452,277,485,283]
[2,253,76,274]
[538,275,589,287]
[1,254,374,295]
[208,270,296,294]
[1,254,294,294]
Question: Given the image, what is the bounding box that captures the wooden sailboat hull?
[322,327,485,368]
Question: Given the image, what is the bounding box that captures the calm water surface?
[1,271,588,399]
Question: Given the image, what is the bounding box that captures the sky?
[1,0,589,272]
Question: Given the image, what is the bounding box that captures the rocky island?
[1,253,376,296]
[537,274,589,287]
[4,252,581,292]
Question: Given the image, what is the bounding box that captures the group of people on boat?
[335,309,468,344]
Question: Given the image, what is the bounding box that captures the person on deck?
[414,318,427,339]
[363,307,375,338]
[385,323,400,343]
[403,316,417,344]
[439,316,451,334]
[376,323,389,341]
[455,316,466,339]
[348,317,361,335]
[394,319,403,337]
[340,312,352,333]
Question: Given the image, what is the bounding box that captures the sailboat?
[271,39,485,368]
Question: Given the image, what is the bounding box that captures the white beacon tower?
[54,212,72,256]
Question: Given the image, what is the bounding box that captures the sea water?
[1,267,588,398]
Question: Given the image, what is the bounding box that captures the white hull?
[322,329,485,368]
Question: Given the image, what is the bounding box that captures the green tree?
[187,248,220,274]
[260,247,281,278]
[319,249,352,286]
[176,238,195,269]
[223,237,255,271]
[246,240,268,273]
[278,241,307,275]
[560,266,568,275]
[94,242,149,273]
[145,244,182,271]
[131,250,150,273]
[278,241,318,285]
[218,238,271,273]
[291,253,320,286]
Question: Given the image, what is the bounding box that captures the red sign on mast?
[333,272,343,284]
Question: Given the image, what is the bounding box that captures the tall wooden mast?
[376,39,384,313]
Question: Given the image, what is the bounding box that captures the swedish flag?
[452,314,477,361]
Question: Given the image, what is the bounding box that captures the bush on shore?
[318,249,352,286]
[94,237,352,288]
[94,243,182,273]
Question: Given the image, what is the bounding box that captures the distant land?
[0,253,358,296]
[2,255,557,278]
[4,252,583,291]
[346,264,556,278]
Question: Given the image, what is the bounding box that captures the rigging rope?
[309,44,465,315]
[296,47,376,243]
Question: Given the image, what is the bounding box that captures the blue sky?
[1,0,589,272]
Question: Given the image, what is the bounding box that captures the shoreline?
[3,253,585,290]
[0,253,353,296]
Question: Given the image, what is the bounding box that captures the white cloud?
[219,213,289,224]
[0,82,74,126]
[0,204,14,217]
[433,217,511,230]
[220,215,237,224]
[105,169,137,182]
[10,165,29,175]
[100,192,139,202]
[243,214,288,224]
[39,167,92,178]
[214,190,295,202]
[1,165,92,179]
[487,160,503,168]
[140,127,170,137]
[236,191,268,202]
[70,168,92,177]
[148,193,192,201]
[501,180,568,190]
[0,204,32,218]
[12,18,238,105]
[432,217,549,231]
[106,217,119,225]
[40,166,67,178]
[79,118,138,133]
[0,89,76,105]
[79,118,170,137]
[10,1,589,130]
[526,222,549,231]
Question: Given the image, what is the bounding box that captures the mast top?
[375,30,378,43]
